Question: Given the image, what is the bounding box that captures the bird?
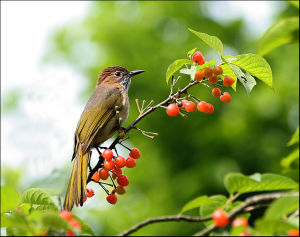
[63,66,144,211]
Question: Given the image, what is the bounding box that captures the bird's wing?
[73,85,123,156]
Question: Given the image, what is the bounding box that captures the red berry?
[223,76,235,87]
[203,67,213,78]
[195,70,204,82]
[104,160,115,170]
[182,101,196,112]
[117,174,129,186]
[115,185,127,195]
[112,167,122,176]
[240,232,251,236]
[86,188,94,198]
[99,168,109,180]
[129,148,141,159]
[166,104,180,117]
[212,88,221,97]
[197,101,209,113]
[102,149,114,160]
[91,171,100,181]
[220,92,231,103]
[212,209,229,227]
[289,230,300,236]
[207,104,214,114]
[115,156,126,168]
[213,66,223,75]
[65,230,75,236]
[208,75,219,84]
[83,198,87,203]
[69,219,81,230]
[126,157,136,168]
[60,210,72,221]
[232,217,248,229]
[192,51,205,65]
[106,193,117,204]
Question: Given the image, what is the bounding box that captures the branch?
[87,80,199,184]
[118,214,211,236]
[193,192,299,236]
[118,192,299,236]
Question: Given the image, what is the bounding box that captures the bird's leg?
[114,106,126,139]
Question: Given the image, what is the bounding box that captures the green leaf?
[188,28,223,56]
[287,1,299,8]
[199,195,227,217]
[224,173,299,194]
[229,53,272,88]
[230,226,244,236]
[255,219,298,235]
[265,196,299,219]
[281,148,299,169]
[1,186,20,213]
[287,127,299,146]
[21,188,58,211]
[258,17,299,56]
[72,215,95,236]
[181,195,213,213]
[196,59,216,70]
[187,48,197,57]
[220,63,237,91]
[41,211,70,231]
[166,59,193,83]
[180,65,197,80]
[229,64,256,95]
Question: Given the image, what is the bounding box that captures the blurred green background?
[1,1,299,236]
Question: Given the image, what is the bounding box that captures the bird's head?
[97,66,144,91]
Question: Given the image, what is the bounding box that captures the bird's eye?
[115,71,121,77]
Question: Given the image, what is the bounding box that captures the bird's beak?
[129,70,145,77]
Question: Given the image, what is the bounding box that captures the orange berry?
[60,210,72,221]
[289,230,300,236]
[102,149,114,160]
[195,70,204,82]
[129,148,141,159]
[223,76,235,87]
[232,217,248,229]
[104,160,115,170]
[86,188,94,198]
[182,100,196,112]
[65,230,75,236]
[99,168,109,180]
[220,92,231,103]
[91,171,100,181]
[197,101,209,113]
[192,51,205,65]
[115,185,127,195]
[69,219,81,230]
[213,66,223,75]
[212,209,229,227]
[212,88,221,97]
[203,67,213,78]
[115,156,126,167]
[207,104,214,114]
[209,74,219,84]
[166,104,180,117]
[106,193,117,204]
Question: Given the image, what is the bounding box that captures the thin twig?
[118,215,211,236]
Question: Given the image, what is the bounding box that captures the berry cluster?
[166,51,235,117]
[88,147,141,205]
[59,210,81,236]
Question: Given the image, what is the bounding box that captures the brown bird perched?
[63,66,144,211]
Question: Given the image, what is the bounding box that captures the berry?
[223,76,235,87]
[129,148,141,159]
[213,65,223,75]
[212,209,229,227]
[106,193,117,204]
[117,174,129,186]
[232,217,248,229]
[65,230,75,236]
[197,101,209,113]
[115,156,126,168]
[83,198,87,203]
[60,210,72,221]
[195,70,205,82]
[126,157,136,168]
[209,75,219,84]
[99,168,109,180]
[86,188,94,198]
[104,160,115,170]
[112,167,122,176]
[166,104,180,117]
[91,171,100,181]
[115,185,127,195]
[182,101,196,112]
[212,88,221,97]
[207,103,214,114]
[192,51,205,65]
[220,92,231,103]
[69,219,81,230]
[289,230,300,236]
[203,67,213,78]
[102,149,114,160]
